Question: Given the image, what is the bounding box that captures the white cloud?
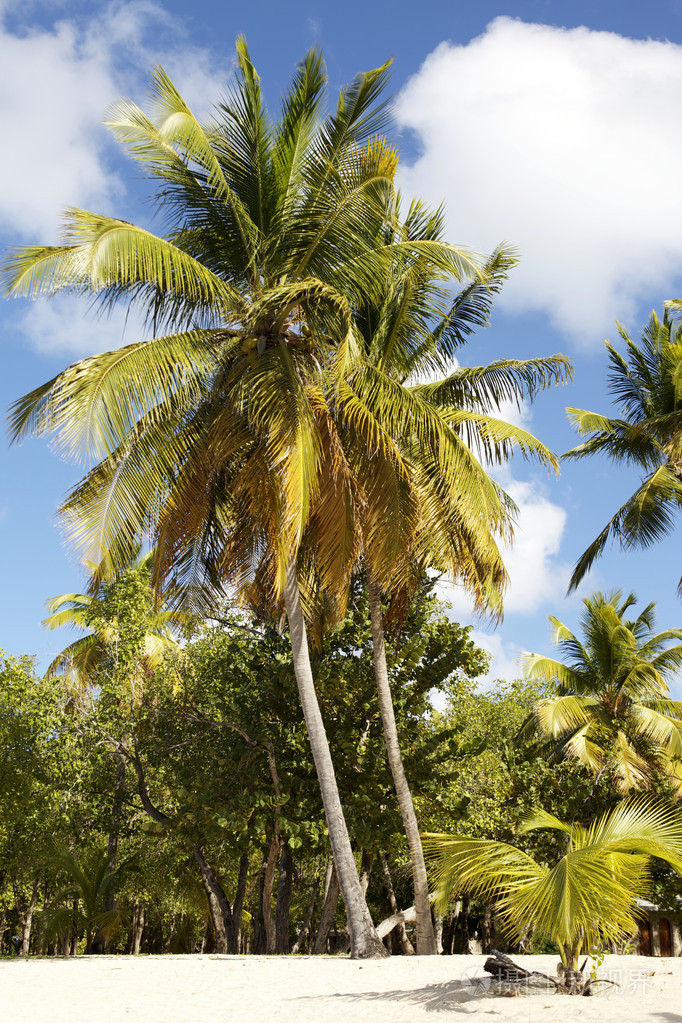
[469,631,524,687]
[0,2,226,239]
[440,473,570,618]
[395,18,682,342]
[14,294,149,355]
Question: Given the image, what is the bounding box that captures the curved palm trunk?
[367,573,437,955]
[284,561,388,959]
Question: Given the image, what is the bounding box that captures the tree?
[43,550,183,691]
[3,41,498,957]
[44,847,129,954]
[522,590,682,794]
[424,798,682,990]
[565,308,682,591]
[341,208,569,951]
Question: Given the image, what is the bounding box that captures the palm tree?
[564,308,682,592]
[3,43,489,957]
[336,210,570,953]
[43,550,182,696]
[424,798,682,990]
[522,590,682,794]
[44,847,130,954]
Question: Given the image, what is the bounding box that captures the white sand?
[1,953,678,1022]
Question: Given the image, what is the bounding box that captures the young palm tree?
[522,590,682,794]
[424,798,682,990]
[3,44,487,957]
[565,308,682,592]
[43,550,182,693]
[44,847,130,954]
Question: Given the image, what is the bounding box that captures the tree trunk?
[460,895,470,953]
[442,902,460,955]
[284,562,388,959]
[367,573,437,956]
[0,904,6,955]
[481,900,493,953]
[433,910,444,954]
[261,832,280,954]
[13,875,39,957]
[132,898,145,955]
[312,861,340,954]
[275,841,294,954]
[232,851,249,954]
[379,853,414,955]
[292,874,320,954]
[192,845,234,954]
[359,850,373,894]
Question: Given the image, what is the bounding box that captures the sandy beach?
[1,953,679,1022]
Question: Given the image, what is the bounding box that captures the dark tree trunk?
[232,851,249,954]
[260,832,280,954]
[380,853,414,956]
[459,895,470,954]
[442,902,460,955]
[359,850,373,894]
[292,874,320,954]
[192,845,234,954]
[481,901,494,953]
[312,861,340,954]
[275,841,294,954]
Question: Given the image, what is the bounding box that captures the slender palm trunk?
[367,572,437,955]
[284,561,388,959]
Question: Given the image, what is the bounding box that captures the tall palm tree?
[565,308,682,592]
[424,798,682,988]
[3,44,487,957]
[522,590,682,794]
[334,208,570,953]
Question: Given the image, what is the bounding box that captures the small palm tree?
[522,591,682,794]
[424,798,682,989]
[43,550,183,695]
[565,308,682,592]
[44,847,130,954]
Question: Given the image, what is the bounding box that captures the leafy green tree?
[425,798,682,988]
[522,590,682,794]
[565,308,682,591]
[0,651,79,953]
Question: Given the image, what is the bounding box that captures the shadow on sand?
[293,976,561,1014]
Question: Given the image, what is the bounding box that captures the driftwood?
[483,950,620,997]
[376,893,436,939]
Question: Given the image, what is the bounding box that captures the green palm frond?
[565,308,682,589]
[425,798,682,967]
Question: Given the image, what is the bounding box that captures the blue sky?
[2,0,682,686]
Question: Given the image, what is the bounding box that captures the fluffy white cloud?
[14,294,149,356]
[439,472,570,618]
[0,2,226,239]
[395,18,682,342]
